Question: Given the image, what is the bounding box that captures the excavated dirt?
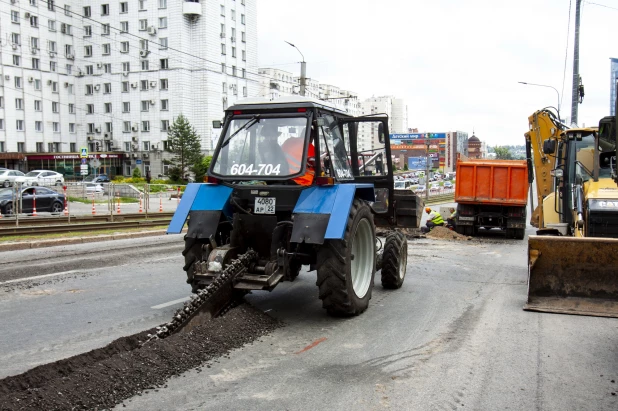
[0,304,280,411]
[426,226,472,241]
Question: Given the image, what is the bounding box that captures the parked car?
[21,170,65,186]
[444,181,453,189]
[85,183,104,194]
[415,184,426,194]
[83,174,111,183]
[0,169,26,188]
[430,183,441,192]
[0,187,64,215]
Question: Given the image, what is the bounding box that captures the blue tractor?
[167,97,423,320]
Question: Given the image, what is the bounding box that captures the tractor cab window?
[212,116,310,179]
[317,114,353,181]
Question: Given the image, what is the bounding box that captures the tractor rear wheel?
[381,231,407,289]
[317,199,376,316]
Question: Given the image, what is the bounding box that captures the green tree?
[191,155,212,183]
[403,163,409,171]
[132,167,142,178]
[167,114,203,180]
[494,146,514,160]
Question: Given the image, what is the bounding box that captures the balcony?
[183,0,202,16]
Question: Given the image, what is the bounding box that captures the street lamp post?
[425,139,430,202]
[518,81,561,122]
[285,41,306,97]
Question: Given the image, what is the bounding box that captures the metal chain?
[143,249,258,344]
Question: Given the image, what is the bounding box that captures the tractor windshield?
[212,116,310,178]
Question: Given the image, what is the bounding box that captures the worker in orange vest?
[282,135,315,186]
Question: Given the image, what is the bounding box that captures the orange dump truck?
[454,159,529,239]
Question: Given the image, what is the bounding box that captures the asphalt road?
[2,227,617,410]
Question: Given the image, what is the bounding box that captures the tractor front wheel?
[317,199,376,316]
[381,231,407,289]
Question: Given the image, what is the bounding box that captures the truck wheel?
[317,199,376,316]
[381,231,407,289]
[515,228,525,240]
[455,225,465,235]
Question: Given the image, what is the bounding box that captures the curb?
[0,229,177,252]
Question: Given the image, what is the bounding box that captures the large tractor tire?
[381,231,408,289]
[317,199,376,316]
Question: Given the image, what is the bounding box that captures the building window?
[141,80,149,90]
[36,142,44,152]
[104,63,112,73]
[34,100,42,111]
[139,0,146,11]
[159,37,168,49]
[243,86,247,97]
[87,123,95,133]
[64,5,71,16]
[220,5,225,16]
[0,120,3,131]
[232,66,237,76]
[16,120,24,131]
[104,102,112,113]
[0,97,2,108]
[48,40,57,52]
[121,42,129,53]
[160,58,169,69]
[140,39,149,50]
[122,81,129,92]
[101,4,109,15]
[159,0,167,9]
[31,37,39,50]
[141,60,149,70]
[50,61,57,72]
[70,143,76,151]
[65,44,73,56]
[52,101,59,113]
[14,76,22,88]
[222,63,225,73]
[221,44,226,55]
[125,142,131,152]
[17,142,25,152]
[11,33,21,45]
[86,104,94,114]
[106,122,113,132]
[104,83,112,93]
[231,9,236,21]
[48,142,55,152]
[11,10,19,23]
[84,25,92,36]
[66,64,72,74]
[52,81,58,92]
[139,19,148,30]
[30,16,39,27]
[160,78,168,89]
[15,98,23,110]
[123,121,131,132]
[86,84,94,95]
[141,100,149,111]
[123,102,130,112]
[69,123,75,133]
[13,55,21,66]
[161,120,169,131]
[241,68,245,78]
[102,43,111,54]
[84,45,92,57]
[120,2,128,13]
[241,14,245,24]
[68,84,74,94]
[35,121,43,132]
[242,50,246,61]
[86,65,94,75]
[142,121,150,132]
[68,103,75,113]
[159,17,167,28]
[84,6,91,17]
[53,122,60,132]
[49,20,56,31]
[161,99,168,110]
[232,47,236,58]
[222,82,227,93]
[102,23,110,35]
[242,31,246,43]
[120,21,129,32]
[48,0,54,11]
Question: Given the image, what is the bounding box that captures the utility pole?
[285,41,306,97]
[425,139,430,202]
[570,0,582,126]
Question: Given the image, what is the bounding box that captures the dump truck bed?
[455,159,528,206]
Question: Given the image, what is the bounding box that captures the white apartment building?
[358,96,408,152]
[0,0,258,178]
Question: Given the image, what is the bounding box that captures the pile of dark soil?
[0,304,279,411]
[426,226,471,241]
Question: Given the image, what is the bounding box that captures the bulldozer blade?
[525,235,618,317]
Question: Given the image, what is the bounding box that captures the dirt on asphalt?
[0,304,280,411]
[426,226,472,241]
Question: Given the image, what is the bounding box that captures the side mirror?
[378,123,385,144]
[542,139,556,154]
[212,120,222,129]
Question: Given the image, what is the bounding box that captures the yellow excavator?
[525,107,618,317]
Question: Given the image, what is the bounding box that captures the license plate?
[254,197,275,214]
[459,216,475,221]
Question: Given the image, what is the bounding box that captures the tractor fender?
[167,184,233,234]
[290,184,375,244]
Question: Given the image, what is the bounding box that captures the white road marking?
[0,269,82,285]
[151,297,190,309]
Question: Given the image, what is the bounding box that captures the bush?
[132,168,142,179]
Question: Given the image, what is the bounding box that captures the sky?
[256,0,618,147]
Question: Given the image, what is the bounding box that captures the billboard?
[408,157,428,170]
